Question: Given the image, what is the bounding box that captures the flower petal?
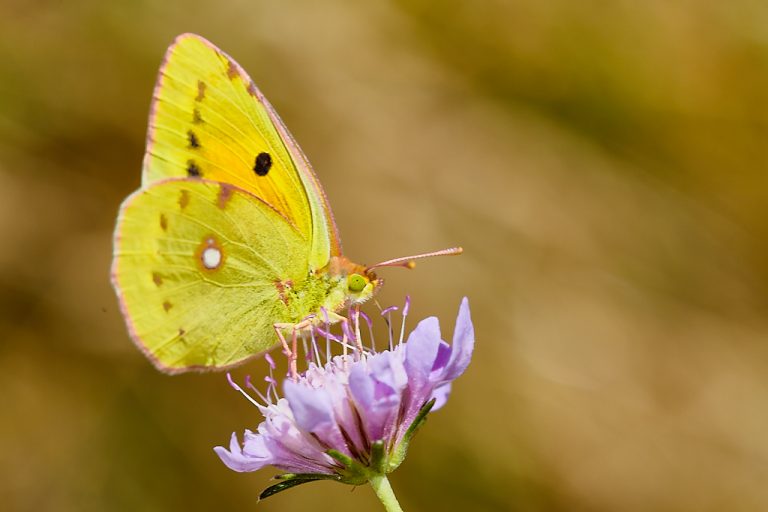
[214,432,272,472]
[430,382,452,411]
[443,297,474,381]
[283,380,333,431]
[283,380,354,458]
[349,364,389,441]
[404,316,442,385]
[431,341,451,372]
[369,349,408,392]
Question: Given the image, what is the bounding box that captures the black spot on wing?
[188,130,200,149]
[192,108,203,124]
[253,152,272,176]
[187,160,201,177]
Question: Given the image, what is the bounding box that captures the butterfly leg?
[274,319,314,380]
[289,327,299,379]
[272,323,295,378]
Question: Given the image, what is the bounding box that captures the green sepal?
[388,398,435,471]
[327,449,370,485]
[370,440,387,474]
[259,473,340,500]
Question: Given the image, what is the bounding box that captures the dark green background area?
[2,1,768,511]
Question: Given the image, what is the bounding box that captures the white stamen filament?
[301,332,310,363]
[320,307,332,365]
[227,373,263,409]
[310,325,322,366]
[398,298,410,346]
[354,307,362,349]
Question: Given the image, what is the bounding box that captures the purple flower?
[214,297,474,499]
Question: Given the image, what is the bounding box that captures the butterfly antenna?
[366,247,463,271]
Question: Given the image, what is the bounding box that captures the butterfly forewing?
[143,33,339,271]
[112,178,309,372]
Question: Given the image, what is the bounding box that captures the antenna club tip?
[405,261,416,269]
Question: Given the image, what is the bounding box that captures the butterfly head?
[325,256,382,305]
[345,269,382,304]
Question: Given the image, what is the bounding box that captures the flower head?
[214,297,474,499]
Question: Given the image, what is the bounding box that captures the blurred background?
[2,1,768,510]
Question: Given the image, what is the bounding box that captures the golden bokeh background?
[2,1,768,511]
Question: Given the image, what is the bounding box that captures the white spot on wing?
[202,247,222,269]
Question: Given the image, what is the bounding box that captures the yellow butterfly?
[111,34,461,374]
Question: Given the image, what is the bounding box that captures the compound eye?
[348,273,367,293]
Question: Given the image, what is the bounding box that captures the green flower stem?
[369,475,404,512]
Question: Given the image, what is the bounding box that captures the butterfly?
[111,34,461,374]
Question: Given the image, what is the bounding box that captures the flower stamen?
[320,307,332,364]
[399,295,411,345]
[226,372,263,409]
[358,310,375,352]
[380,305,398,350]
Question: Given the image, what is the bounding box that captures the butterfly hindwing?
[111,178,309,372]
[143,33,340,271]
